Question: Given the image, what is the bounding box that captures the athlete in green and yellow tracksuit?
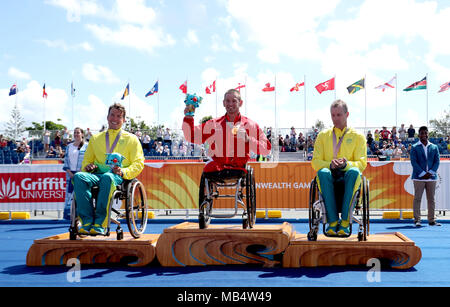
[311,100,367,236]
[73,104,145,235]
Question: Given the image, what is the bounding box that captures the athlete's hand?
[85,164,98,172]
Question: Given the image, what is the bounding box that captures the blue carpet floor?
[0,219,449,287]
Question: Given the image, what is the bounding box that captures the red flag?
[43,83,48,98]
[290,82,305,92]
[315,77,335,94]
[205,80,216,94]
[179,81,187,94]
[235,83,246,91]
[262,83,275,92]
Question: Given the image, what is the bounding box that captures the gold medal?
[231,123,240,135]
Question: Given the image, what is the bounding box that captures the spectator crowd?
[1,123,450,165]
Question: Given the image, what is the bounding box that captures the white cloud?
[8,67,31,80]
[48,0,174,54]
[76,95,109,130]
[45,0,104,22]
[226,0,340,63]
[37,39,93,51]
[112,0,157,26]
[82,63,121,84]
[184,29,199,46]
[85,23,175,54]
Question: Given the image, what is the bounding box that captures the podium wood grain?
[155,222,295,267]
[282,232,422,269]
[26,233,159,267]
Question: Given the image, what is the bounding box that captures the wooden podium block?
[156,222,295,267]
[26,233,159,267]
[282,232,422,270]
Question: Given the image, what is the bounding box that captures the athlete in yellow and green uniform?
[73,103,145,235]
[311,100,367,236]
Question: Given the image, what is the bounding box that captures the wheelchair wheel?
[125,179,148,239]
[307,178,320,241]
[244,166,256,229]
[362,177,370,240]
[198,173,212,229]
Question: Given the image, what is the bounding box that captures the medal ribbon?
[332,128,347,159]
[106,130,122,154]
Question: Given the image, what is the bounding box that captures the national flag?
[205,80,216,94]
[235,83,246,91]
[145,81,159,97]
[375,76,396,92]
[403,77,427,92]
[179,81,187,94]
[43,84,48,98]
[71,81,76,97]
[262,83,275,92]
[121,83,130,100]
[315,77,335,94]
[438,81,450,93]
[290,82,304,92]
[9,83,18,96]
[347,78,365,94]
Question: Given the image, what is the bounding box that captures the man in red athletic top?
[182,89,272,173]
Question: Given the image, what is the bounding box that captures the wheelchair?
[198,164,256,229]
[307,175,370,242]
[69,178,148,240]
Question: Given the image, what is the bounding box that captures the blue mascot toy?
[105,153,125,172]
[184,93,203,116]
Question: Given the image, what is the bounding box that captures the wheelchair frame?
[198,165,256,229]
[307,175,370,242]
[69,178,148,240]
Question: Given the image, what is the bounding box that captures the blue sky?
[1,0,450,134]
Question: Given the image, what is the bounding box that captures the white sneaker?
[414,221,422,227]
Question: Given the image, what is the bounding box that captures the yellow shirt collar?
[333,126,347,138]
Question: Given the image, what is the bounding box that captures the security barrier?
[1,161,449,212]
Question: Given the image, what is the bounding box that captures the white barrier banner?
[0,164,66,211]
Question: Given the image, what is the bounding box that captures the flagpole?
[157,78,160,126]
[334,75,337,101]
[215,76,218,118]
[304,74,307,129]
[395,73,398,127]
[43,82,46,133]
[71,80,74,130]
[274,74,277,135]
[128,80,131,123]
[364,75,367,130]
[426,73,429,126]
[245,75,248,115]
[15,81,18,140]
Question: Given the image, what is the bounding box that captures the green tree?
[4,103,26,140]
[25,120,66,138]
[430,107,450,137]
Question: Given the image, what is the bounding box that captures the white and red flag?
[315,77,335,94]
[290,82,304,92]
[179,81,187,94]
[375,76,396,92]
[262,83,275,92]
[205,80,216,94]
[235,83,246,92]
[438,81,450,93]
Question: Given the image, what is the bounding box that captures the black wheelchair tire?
[198,173,211,229]
[125,179,148,239]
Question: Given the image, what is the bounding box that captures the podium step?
[26,232,159,267]
[26,224,422,270]
[155,222,295,267]
[282,232,422,269]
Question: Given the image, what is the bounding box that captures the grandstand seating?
[0,136,448,165]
